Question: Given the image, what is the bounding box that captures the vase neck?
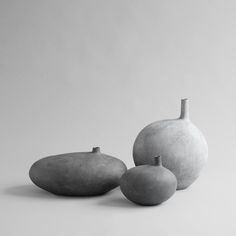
[154,156,162,166]
[179,98,189,120]
[92,147,100,153]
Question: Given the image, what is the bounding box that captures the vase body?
[133,99,208,190]
[120,156,177,205]
[29,147,127,196]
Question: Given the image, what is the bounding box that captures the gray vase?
[29,147,127,196]
[120,156,177,206]
[133,99,208,190]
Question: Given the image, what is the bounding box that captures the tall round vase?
[133,99,208,190]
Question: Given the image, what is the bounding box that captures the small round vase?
[120,156,177,206]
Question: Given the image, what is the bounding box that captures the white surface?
[1,0,236,235]
[1,170,236,236]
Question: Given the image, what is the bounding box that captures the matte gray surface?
[133,99,208,189]
[1,0,236,235]
[120,156,177,205]
[29,147,127,196]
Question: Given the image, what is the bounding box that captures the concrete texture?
[29,147,127,195]
[133,99,208,189]
[120,156,177,205]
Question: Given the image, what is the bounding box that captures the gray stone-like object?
[120,156,177,206]
[29,147,127,196]
[133,99,208,190]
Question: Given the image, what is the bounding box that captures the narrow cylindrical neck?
[179,98,189,119]
[154,156,162,166]
[92,147,101,153]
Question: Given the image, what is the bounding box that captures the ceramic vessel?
[133,99,208,190]
[29,147,127,196]
[120,156,177,206]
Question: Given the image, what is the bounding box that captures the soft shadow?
[99,197,164,208]
[176,186,191,193]
[98,189,160,209]
[4,184,57,199]
[98,196,138,208]
[4,185,164,208]
[4,184,115,200]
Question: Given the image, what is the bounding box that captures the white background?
[1,1,236,235]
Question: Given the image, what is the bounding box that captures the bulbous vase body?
[120,156,177,205]
[133,99,208,190]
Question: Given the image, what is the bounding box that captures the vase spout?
[179,98,189,120]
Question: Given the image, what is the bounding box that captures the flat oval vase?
[29,147,127,196]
